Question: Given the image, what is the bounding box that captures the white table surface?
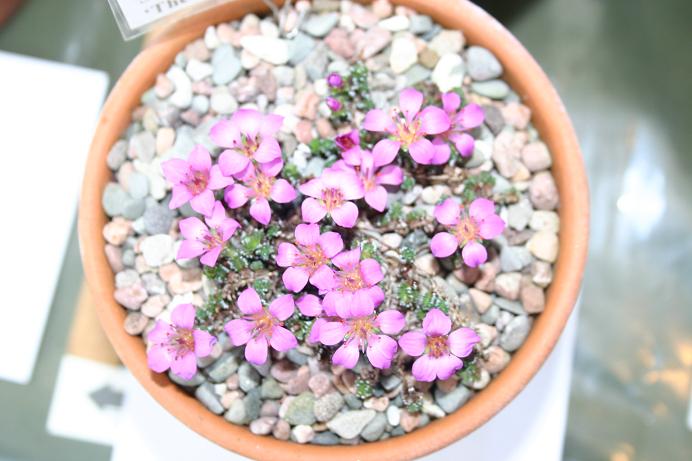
[0,51,108,385]
[112,306,578,461]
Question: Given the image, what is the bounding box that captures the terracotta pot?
[79,1,589,459]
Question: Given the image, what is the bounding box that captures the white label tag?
[107,0,214,39]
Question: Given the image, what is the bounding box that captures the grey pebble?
[107,140,128,170]
[195,382,224,415]
[260,378,284,399]
[499,315,532,351]
[238,362,261,391]
[127,172,149,200]
[500,246,533,272]
[409,14,434,34]
[466,46,503,81]
[310,431,340,446]
[169,370,206,387]
[288,33,316,65]
[102,183,129,217]
[361,413,387,442]
[326,410,376,439]
[284,392,316,426]
[483,105,505,135]
[434,385,473,413]
[471,80,509,99]
[212,45,242,85]
[302,12,339,37]
[314,392,344,422]
[344,393,363,409]
[225,399,248,424]
[129,131,156,162]
[380,374,402,392]
[143,203,174,235]
[244,388,262,420]
[122,197,146,220]
[206,353,239,382]
[494,297,525,315]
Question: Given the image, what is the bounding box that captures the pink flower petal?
[429,138,451,165]
[434,198,461,225]
[408,138,436,164]
[322,169,363,200]
[220,217,240,240]
[294,223,320,246]
[200,246,223,266]
[331,201,359,228]
[360,258,383,286]
[255,137,282,163]
[332,340,360,368]
[368,286,385,307]
[399,88,423,121]
[422,308,452,336]
[436,354,463,380]
[208,164,234,190]
[301,197,327,223]
[448,132,475,157]
[295,294,322,317]
[317,231,344,258]
[162,158,189,184]
[362,109,395,133]
[237,287,263,315]
[411,354,437,382]
[372,139,400,167]
[187,145,212,172]
[170,352,197,380]
[448,327,480,358]
[342,147,364,166]
[170,184,193,209]
[398,331,426,357]
[332,248,361,271]
[365,334,397,369]
[276,242,300,267]
[171,303,196,329]
[270,179,297,203]
[307,318,325,344]
[375,165,403,186]
[147,344,172,373]
[259,157,283,177]
[179,217,207,240]
[309,265,336,291]
[282,266,310,293]
[418,106,450,135]
[333,292,355,319]
[430,232,460,258]
[249,197,272,225]
[245,335,269,365]
[189,189,215,216]
[225,319,255,346]
[461,240,488,267]
[209,119,240,148]
[319,321,349,346]
[232,108,263,138]
[469,198,496,221]
[269,326,297,352]
[441,92,461,114]
[478,214,506,239]
[260,113,284,137]
[224,184,250,208]
[375,310,405,335]
[321,291,338,315]
[204,201,227,228]
[298,178,323,198]
[268,294,295,321]
[458,103,485,129]
[218,149,250,176]
[147,320,173,344]
[365,186,388,212]
[193,330,216,357]
[349,290,375,318]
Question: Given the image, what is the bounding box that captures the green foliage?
[308,137,339,159]
[282,162,301,182]
[328,63,374,124]
[284,312,314,342]
[401,176,415,191]
[400,245,416,264]
[405,208,425,222]
[396,282,450,319]
[406,399,423,414]
[457,356,480,385]
[355,377,374,399]
[461,171,496,204]
[252,278,272,296]
[195,292,229,330]
[375,201,404,226]
[360,240,377,260]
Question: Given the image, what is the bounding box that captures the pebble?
[272,419,290,440]
[378,15,410,32]
[521,279,546,313]
[314,392,344,422]
[429,30,464,56]
[105,245,123,272]
[349,4,379,29]
[326,409,376,439]
[143,204,174,235]
[471,80,509,99]
[238,362,261,391]
[363,396,389,412]
[469,288,492,314]
[165,66,192,109]
[507,198,533,230]
[123,311,148,335]
[432,53,465,92]
[361,413,387,442]
[284,392,316,426]
[115,283,147,310]
[414,254,440,276]
[494,272,522,300]
[115,269,140,288]
[386,405,401,426]
[399,411,420,432]
[390,37,418,74]
[423,401,446,418]
[203,25,219,49]
[418,47,439,69]
[140,234,174,267]
[102,183,129,217]
[311,431,340,445]
[381,233,403,249]
[169,370,205,387]
[409,14,433,35]
[372,0,393,18]
[210,86,238,114]
[211,45,241,85]
[529,210,560,233]
[260,378,284,399]
[250,416,277,435]
[470,369,491,390]
[225,399,248,424]
[483,105,505,135]
[195,383,224,415]
[308,372,332,397]
[358,27,391,59]
[531,168,557,206]
[154,74,174,99]
[122,197,145,220]
[500,246,533,272]
[531,260,553,287]
[185,59,213,81]
[475,324,498,348]
[207,353,239,382]
[243,389,262,420]
[527,230,558,263]
[521,141,552,172]
[240,36,290,65]
[141,294,168,317]
[499,315,532,351]
[126,172,149,200]
[495,297,525,315]
[482,346,511,374]
[434,385,472,413]
[492,130,522,178]
[466,46,503,81]
[107,140,128,170]
[291,424,315,444]
[501,102,531,130]
[288,33,316,65]
[103,217,131,245]
[303,12,339,37]
[344,393,362,409]
[285,365,311,394]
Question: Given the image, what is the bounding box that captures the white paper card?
[112,307,578,461]
[0,51,108,385]
[107,0,215,39]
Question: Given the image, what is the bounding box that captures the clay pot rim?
[78,1,589,460]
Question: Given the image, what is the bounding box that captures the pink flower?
[335,129,362,165]
[224,287,298,365]
[147,303,216,380]
[430,197,505,267]
[299,169,364,228]
[327,72,343,88]
[276,223,343,292]
[399,308,479,382]
[434,93,484,158]
[223,163,296,225]
[162,145,233,216]
[362,87,450,165]
[212,109,284,178]
[177,201,240,266]
[331,142,403,212]
[319,300,404,369]
[322,248,385,318]
[326,96,342,112]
